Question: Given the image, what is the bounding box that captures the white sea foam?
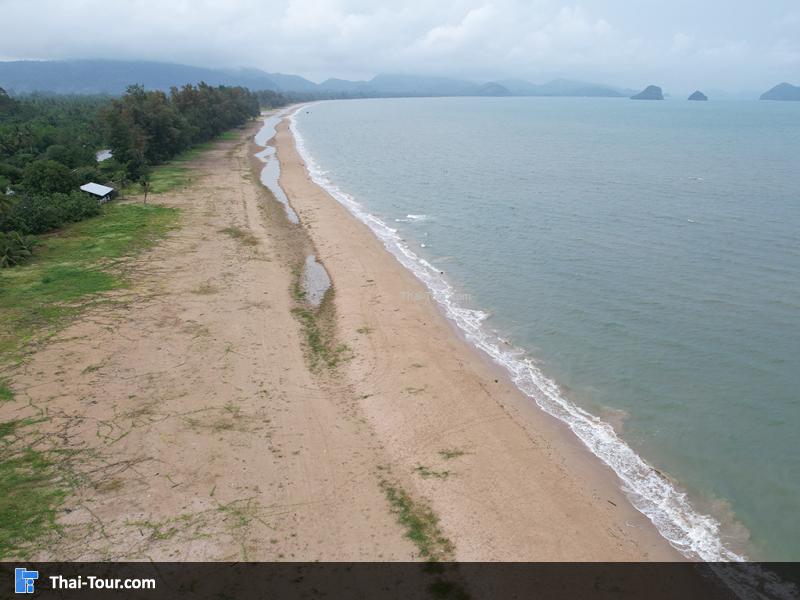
[288,107,747,564]
[395,214,429,223]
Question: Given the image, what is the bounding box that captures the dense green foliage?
[0,87,109,266]
[0,88,106,181]
[0,232,37,268]
[254,89,291,108]
[1,191,101,235]
[21,159,78,194]
[102,83,260,177]
[0,82,259,267]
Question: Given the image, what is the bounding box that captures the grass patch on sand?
[0,419,67,559]
[379,479,454,561]
[414,465,451,480]
[191,282,218,295]
[290,264,351,371]
[0,203,178,364]
[290,264,306,302]
[0,202,177,558]
[438,449,466,460]
[0,381,13,402]
[147,165,192,194]
[219,226,258,247]
[123,129,243,196]
[291,305,351,371]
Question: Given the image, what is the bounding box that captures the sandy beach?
[2,112,683,563]
[271,111,683,561]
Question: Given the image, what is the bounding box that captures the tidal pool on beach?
[255,113,299,224]
[302,255,331,307]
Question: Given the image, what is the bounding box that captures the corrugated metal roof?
[80,182,114,197]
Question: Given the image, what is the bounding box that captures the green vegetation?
[104,83,259,179]
[438,449,466,460]
[0,201,177,558]
[0,418,66,559]
[219,226,258,247]
[291,305,351,371]
[380,479,454,561]
[22,160,78,194]
[2,191,101,234]
[0,90,110,267]
[191,281,218,295]
[290,262,351,371]
[414,465,451,480]
[145,165,191,195]
[0,203,177,363]
[0,381,13,402]
[0,83,258,267]
[0,81,262,558]
[0,232,37,267]
[290,265,307,302]
[0,91,107,181]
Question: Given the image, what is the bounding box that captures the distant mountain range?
[1,60,792,101]
[0,59,635,98]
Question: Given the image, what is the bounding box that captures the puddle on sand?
[254,113,299,224]
[303,255,331,307]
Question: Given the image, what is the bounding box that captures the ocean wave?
[395,214,429,223]
[288,107,745,564]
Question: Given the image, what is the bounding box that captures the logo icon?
[14,568,38,594]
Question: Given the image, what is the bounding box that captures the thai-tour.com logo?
[14,568,38,594]
[14,566,157,594]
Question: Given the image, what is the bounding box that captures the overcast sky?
[1,0,798,92]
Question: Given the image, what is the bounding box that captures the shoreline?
[272,110,684,561]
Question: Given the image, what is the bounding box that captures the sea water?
[290,97,800,561]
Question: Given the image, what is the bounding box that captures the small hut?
[79,182,115,203]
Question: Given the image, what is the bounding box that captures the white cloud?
[0,0,796,89]
[670,32,694,54]
[417,4,498,49]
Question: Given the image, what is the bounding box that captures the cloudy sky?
[1,0,798,92]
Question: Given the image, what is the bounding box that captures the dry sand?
[3,113,683,562]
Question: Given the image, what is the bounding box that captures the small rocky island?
[760,82,800,101]
[631,85,664,100]
[688,90,708,101]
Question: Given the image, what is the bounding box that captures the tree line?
[103,83,260,179]
[0,83,269,267]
